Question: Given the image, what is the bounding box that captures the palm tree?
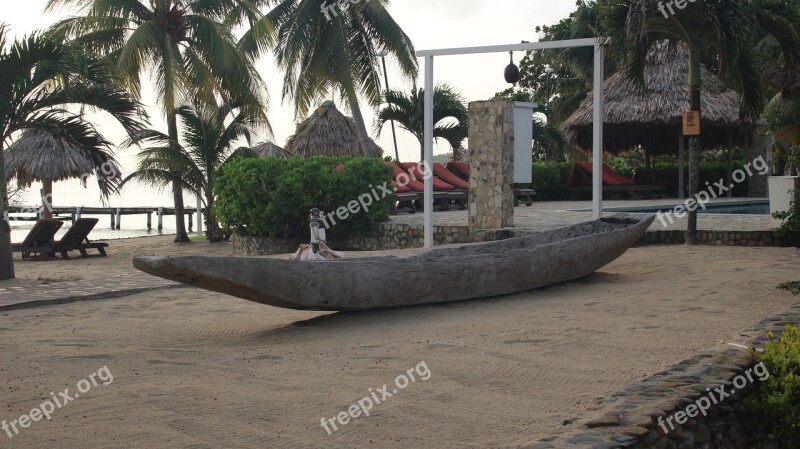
[375,85,468,161]
[46,0,272,242]
[268,0,417,156]
[0,25,144,280]
[603,0,800,244]
[122,100,261,242]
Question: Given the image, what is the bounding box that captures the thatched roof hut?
[4,129,121,217]
[251,141,292,158]
[561,42,755,154]
[285,101,383,158]
[764,66,800,97]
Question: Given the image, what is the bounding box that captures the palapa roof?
[251,141,292,158]
[561,42,755,154]
[763,66,800,97]
[285,101,383,158]
[4,129,121,195]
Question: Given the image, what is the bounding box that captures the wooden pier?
[8,206,203,232]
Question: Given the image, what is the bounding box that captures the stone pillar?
[468,100,514,233]
[748,134,769,197]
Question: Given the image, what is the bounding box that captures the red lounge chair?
[432,163,468,190]
[565,162,665,199]
[397,162,466,210]
[388,162,450,211]
[446,161,469,181]
[445,161,536,206]
[11,219,63,259]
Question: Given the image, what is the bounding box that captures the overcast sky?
[7,0,577,166]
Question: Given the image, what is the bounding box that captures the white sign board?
[513,102,537,183]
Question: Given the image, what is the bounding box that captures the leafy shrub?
[779,281,800,295]
[215,157,393,239]
[746,325,800,447]
[773,190,800,238]
[525,162,573,201]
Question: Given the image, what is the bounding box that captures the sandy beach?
[1,238,799,448]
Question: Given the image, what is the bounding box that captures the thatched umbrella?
[561,42,754,156]
[251,141,292,158]
[285,101,383,158]
[4,129,121,218]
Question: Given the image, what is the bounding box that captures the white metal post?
[592,40,605,219]
[423,55,434,248]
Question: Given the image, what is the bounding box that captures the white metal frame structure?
[416,38,607,247]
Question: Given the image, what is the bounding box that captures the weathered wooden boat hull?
[133,214,655,311]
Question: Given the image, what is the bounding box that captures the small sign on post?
[683,111,701,136]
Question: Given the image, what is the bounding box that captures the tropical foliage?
[215,157,393,239]
[0,24,143,279]
[602,0,800,244]
[46,0,272,242]
[747,325,800,447]
[375,84,468,161]
[268,0,417,156]
[122,100,264,241]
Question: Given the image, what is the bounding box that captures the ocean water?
[9,175,201,242]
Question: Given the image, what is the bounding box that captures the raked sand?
[1,237,799,448]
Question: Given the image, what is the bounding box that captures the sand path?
[1,244,798,448]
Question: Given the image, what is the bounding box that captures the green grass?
[189,234,206,242]
[36,275,83,285]
[779,281,800,295]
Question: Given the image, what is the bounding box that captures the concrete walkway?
[0,272,181,311]
[390,198,773,232]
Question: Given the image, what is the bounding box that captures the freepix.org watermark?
[657,0,699,19]
[319,161,432,230]
[320,361,432,435]
[657,362,769,435]
[2,366,114,438]
[655,155,769,228]
[321,0,373,20]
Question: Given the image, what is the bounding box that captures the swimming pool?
[602,200,770,215]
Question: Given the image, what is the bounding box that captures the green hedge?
[215,157,393,239]
[524,160,755,201]
[746,325,800,447]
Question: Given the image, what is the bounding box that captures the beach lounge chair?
[445,161,536,206]
[388,162,450,211]
[53,218,108,259]
[398,162,466,211]
[11,219,63,259]
[565,162,665,200]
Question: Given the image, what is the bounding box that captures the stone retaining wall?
[526,305,800,449]
[233,224,797,256]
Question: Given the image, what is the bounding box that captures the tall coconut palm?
[122,100,260,242]
[0,25,144,280]
[46,0,272,242]
[603,0,800,244]
[375,84,468,161]
[268,0,417,156]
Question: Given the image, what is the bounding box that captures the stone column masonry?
[468,100,515,234]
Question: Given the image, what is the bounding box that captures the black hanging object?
[504,51,521,84]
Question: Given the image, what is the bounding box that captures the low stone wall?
[635,230,799,247]
[526,304,800,449]
[233,224,797,256]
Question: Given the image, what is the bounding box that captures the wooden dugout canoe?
[133,214,655,311]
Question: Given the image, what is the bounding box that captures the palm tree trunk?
[686,43,703,246]
[204,190,223,242]
[345,86,375,157]
[168,114,190,243]
[0,143,15,280]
